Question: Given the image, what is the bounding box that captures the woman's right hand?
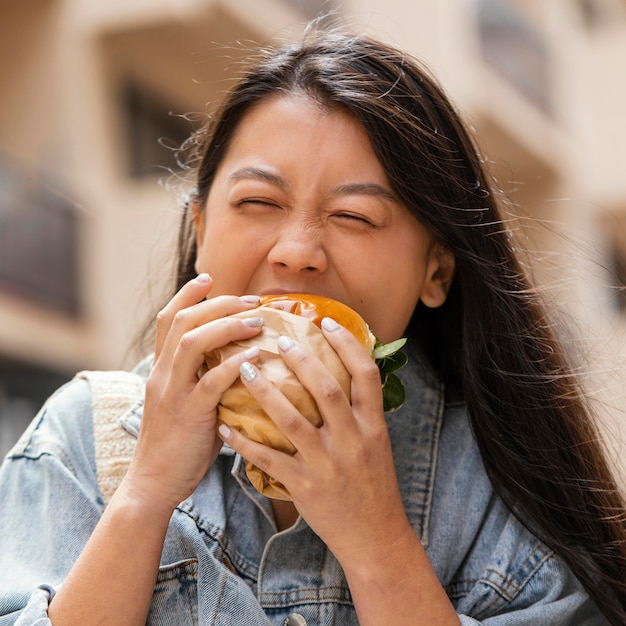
[123,273,264,515]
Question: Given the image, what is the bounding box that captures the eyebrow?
[331,183,398,203]
[228,167,290,189]
[228,167,397,203]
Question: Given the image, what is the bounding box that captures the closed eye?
[238,198,281,209]
[335,212,376,226]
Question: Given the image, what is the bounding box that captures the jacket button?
[282,614,307,626]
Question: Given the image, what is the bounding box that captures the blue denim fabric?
[0,348,606,625]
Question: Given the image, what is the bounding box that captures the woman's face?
[194,95,453,343]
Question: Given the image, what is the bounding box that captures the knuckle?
[254,452,272,472]
[296,476,316,499]
[251,381,272,403]
[196,369,214,391]
[155,308,171,328]
[287,345,309,366]
[177,329,196,353]
[318,379,343,404]
[281,411,302,437]
[360,360,381,382]
[171,309,190,328]
[370,421,390,443]
[216,317,233,333]
[352,444,371,467]
[145,376,161,398]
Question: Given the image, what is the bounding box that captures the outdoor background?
[1,0,626,484]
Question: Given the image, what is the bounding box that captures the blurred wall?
[1,0,626,470]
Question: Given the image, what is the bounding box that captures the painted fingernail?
[240,361,257,382]
[277,335,295,352]
[218,424,232,440]
[321,317,340,331]
[240,294,261,304]
[196,273,211,283]
[243,316,264,328]
[242,346,260,360]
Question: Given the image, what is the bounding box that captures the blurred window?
[478,0,552,113]
[121,80,192,180]
[0,161,81,316]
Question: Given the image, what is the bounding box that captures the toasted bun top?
[259,294,376,353]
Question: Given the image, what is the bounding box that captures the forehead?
[232,94,357,140]
[218,94,386,180]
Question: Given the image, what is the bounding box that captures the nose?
[267,218,328,274]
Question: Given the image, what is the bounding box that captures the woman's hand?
[218,315,408,559]
[219,317,459,624]
[124,274,265,514]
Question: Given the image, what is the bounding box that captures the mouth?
[259,288,314,296]
[259,288,289,296]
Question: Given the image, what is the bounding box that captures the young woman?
[1,28,624,625]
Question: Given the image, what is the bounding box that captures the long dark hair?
[174,29,626,623]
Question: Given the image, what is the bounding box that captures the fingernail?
[240,361,257,382]
[321,317,340,331]
[196,273,211,283]
[243,316,264,328]
[277,335,295,352]
[242,346,260,360]
[218,424,232,440]
[240,294,261,304]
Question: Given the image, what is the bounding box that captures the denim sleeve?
[448,518,607,624]
[457,556,609,626]
[0,378,102,625]
[430,403,608,625]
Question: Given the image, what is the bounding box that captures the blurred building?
[1,0,626,464]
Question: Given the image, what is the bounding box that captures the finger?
[236,360,318,452]
[319,317,384,421]
[275,333,356,435]
[158,295,262,365]
[156,287,261,369]
[165,314,265,390]
[189,346,262,414]
[154,273,214,360]
[217,419,298,486]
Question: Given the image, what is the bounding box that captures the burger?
[205,293,407,500]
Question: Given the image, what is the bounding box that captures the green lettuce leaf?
[374,338,408,412]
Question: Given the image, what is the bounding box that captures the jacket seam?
[447,545,555,605]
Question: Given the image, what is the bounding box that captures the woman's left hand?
[218,316,410,562]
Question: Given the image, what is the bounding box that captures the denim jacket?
[0,348,606,625]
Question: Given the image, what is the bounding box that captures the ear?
[190,200,206,274]
[420,243,456,308]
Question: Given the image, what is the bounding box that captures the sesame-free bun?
[204,294,375,500]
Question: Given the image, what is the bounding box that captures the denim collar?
[384,346,444,548]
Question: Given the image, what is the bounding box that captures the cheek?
[359,250,428,342]
[195,226,267,294]
[363,283,421,343]
[196,214,246,268]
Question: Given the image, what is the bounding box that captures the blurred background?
[1,0,626,479]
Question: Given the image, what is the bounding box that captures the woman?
[1,28,624,625]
